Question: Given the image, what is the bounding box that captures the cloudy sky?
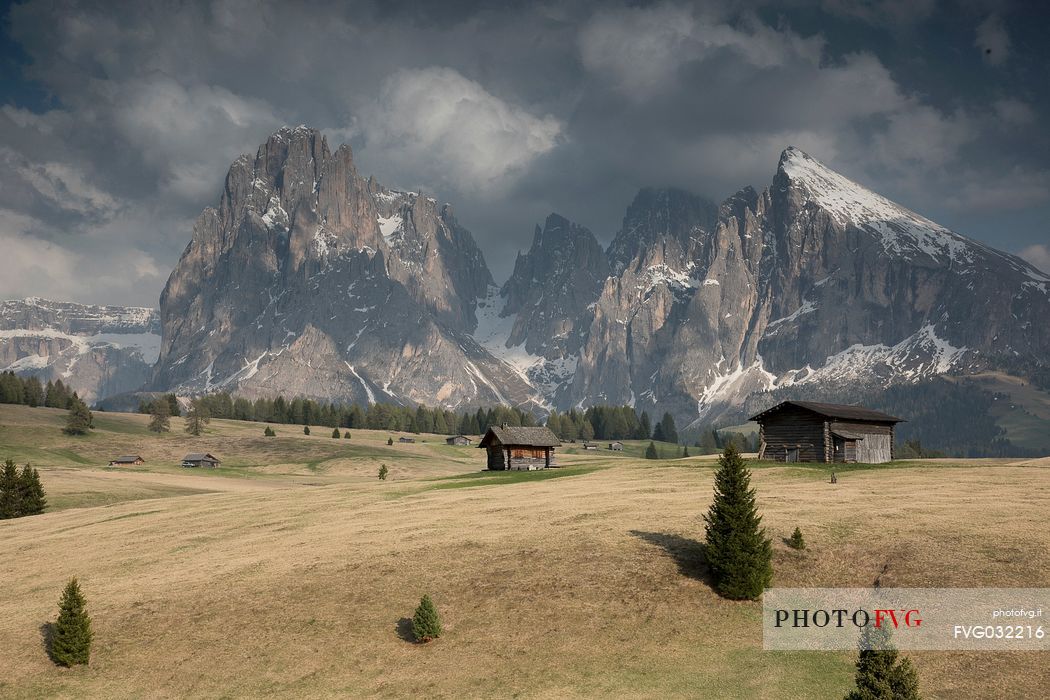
[1,0,1048,307]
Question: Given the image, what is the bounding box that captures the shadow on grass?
[629,530,715,586]
[39,622,54,663]
[395,617,416,644]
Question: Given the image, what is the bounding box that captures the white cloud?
[994,98,1035,126]
[975,15,1010,65]
[1019,244,1050,275]
[360,67,563,191]
[579,4,824,98]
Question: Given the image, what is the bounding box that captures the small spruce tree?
[264,426,276,437]
[0,459,21,519]
[304,425,311,436]
[683,445,690,457]
[148,398,171,433]
[343,431,351,439]
[788,526,806,550]
[50,577,92,666]
[184,399,210,436]
[17,464,46,515]
[645,441,659,459]
[387,437,394,446]
[331,427,340,438]
[63,394,93,435]
[703,443,773,600]
[411,594,442,642]
[378,464,389,480]
[845,626,922,700]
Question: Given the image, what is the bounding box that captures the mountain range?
[3,126,1049,452]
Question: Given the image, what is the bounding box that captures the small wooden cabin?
[750,401,903,464]
[181,453,220,468]
[446,435,472,446]
[109,455,144,466]
[609,441,624,451]
[478,425,561,470]
[398,437,416,444]
[582,442,598,451]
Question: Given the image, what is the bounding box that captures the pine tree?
[703,443,773,600]
[0,459,20,519]
[845,626,922,699]
[788,526,805,550]
[645,441,659,459]
[304,425,311,436]
[387,437,394,446]
[148,398,171,433]
[264,426,276,437]
[184,399,210,436]
[659,412,679,444]
[331,427,340,438]
[638,411,652,439]
[378,464,389,480]
[50,578,92,666]
[411,594,442,642]
[17,464,46,515]
[63,394,93,435]
[343,431,351,438]
[683,445,690,457]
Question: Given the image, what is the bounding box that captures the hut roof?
[113,455,143,462]
[182,453,220,462]
[478,425,561,448]
[749,400,903,423]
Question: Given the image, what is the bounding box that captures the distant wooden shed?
[398,437,416,444]
[478,425,561,470]
[608,441,624,451]
[446,435,472,446]
[749,401,903,464]
[582,442,598,451]
[109,455,144,466]
[181,453,220,468]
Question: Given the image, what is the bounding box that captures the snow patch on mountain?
[780,147,976,265]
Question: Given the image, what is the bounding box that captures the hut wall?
[760,406,826,462]
[487,446,506,470]
[829,421,894,464]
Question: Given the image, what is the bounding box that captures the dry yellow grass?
[1,405,1049,698]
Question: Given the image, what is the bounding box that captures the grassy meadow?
[1,403,1049,698]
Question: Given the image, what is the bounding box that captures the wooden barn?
[181,453,220,468]
[478,425,561,470]
[750,401,903,464]
[609,441,624,451]
[109,455,144,466]
[446,435,472,446]
[398,437,416,444]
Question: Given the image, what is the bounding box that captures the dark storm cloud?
[0,0,1048,305]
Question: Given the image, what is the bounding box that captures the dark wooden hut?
[446,435,472,446]
[478,425,561,470]
[181,453,221,468]
[109,455,144,466]
[749,401,903,464]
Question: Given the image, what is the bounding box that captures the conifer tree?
[148,398,171,433]
[184,399,210,436]
[683,445,690,457]
[264,426,275,437]
[63,394,93,435]
[304,425,311,436]
[845,626,922,699]
[17,464,46,515]
[50,578,92,666]
[331,427,340,438]
[645,441,659,459]
[0,459,20,519]
[788,526,806,550]
[343,431,350,439]
[411,594,442,642]
[378,464,389,480]
[703,443,773,600]
[387,437,394,446]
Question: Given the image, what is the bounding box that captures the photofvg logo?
[763,588,1049,651]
